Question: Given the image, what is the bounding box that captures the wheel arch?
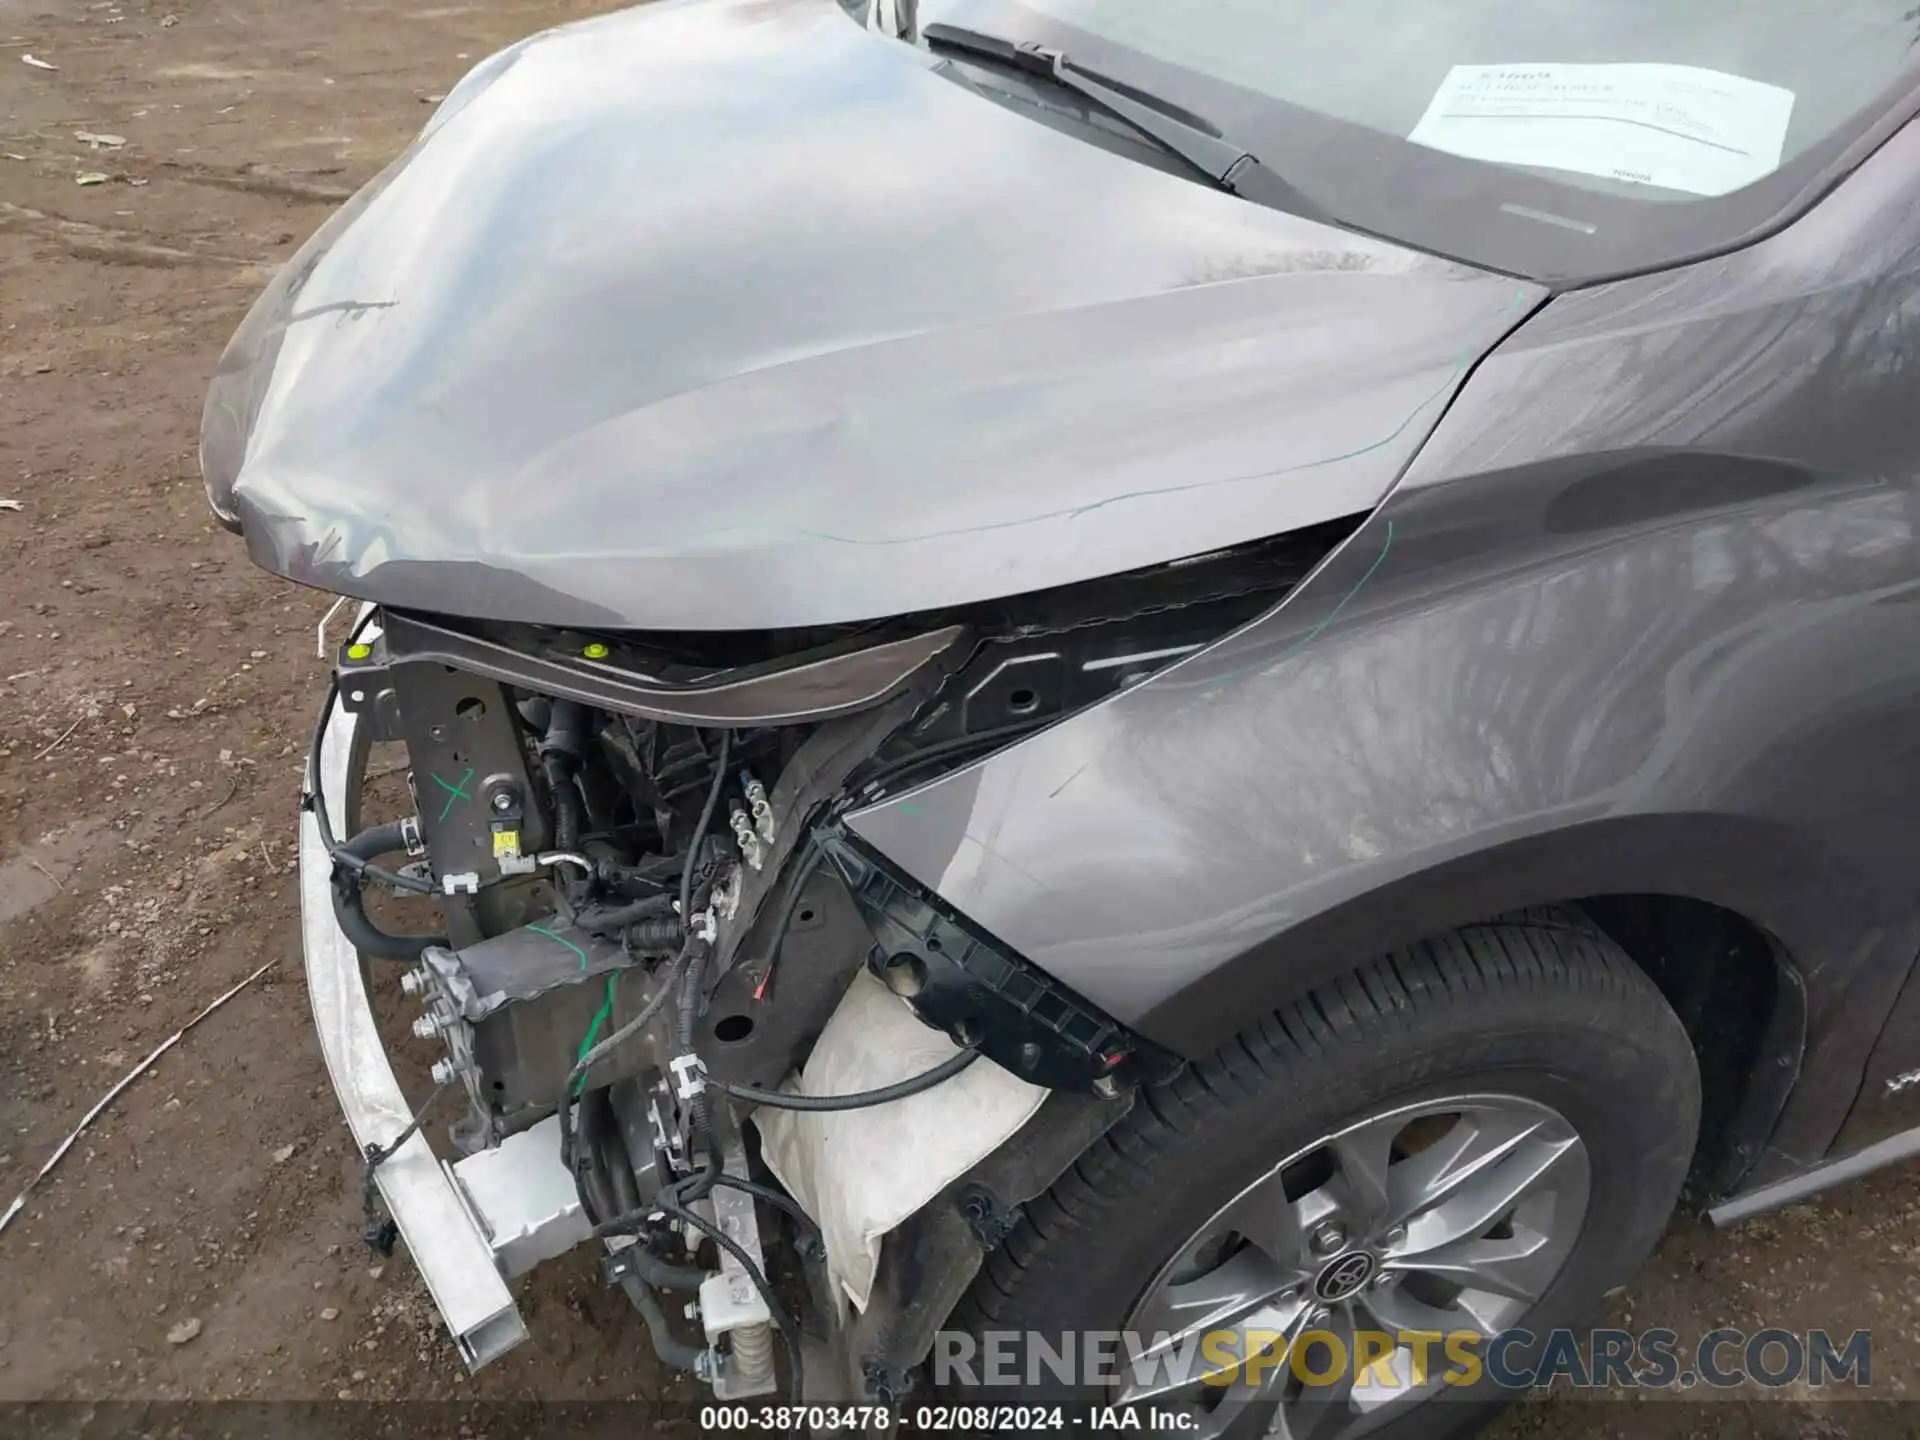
[1137,814,1818,1202]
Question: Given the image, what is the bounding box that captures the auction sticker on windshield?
[1409,63,1795,196]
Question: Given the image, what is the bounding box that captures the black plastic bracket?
[956,1182,1018,1250]
[822,831,1176,1094]
[861,1357,916,1405]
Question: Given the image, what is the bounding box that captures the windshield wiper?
[922,22,1334,225]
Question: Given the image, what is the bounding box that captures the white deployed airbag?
[754,970,1046,1310]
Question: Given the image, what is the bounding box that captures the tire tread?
[952,907,1676,1359]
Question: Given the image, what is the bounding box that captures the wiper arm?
[922,22,1333,225]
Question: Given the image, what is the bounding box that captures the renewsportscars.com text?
[933,1326,1870,1391]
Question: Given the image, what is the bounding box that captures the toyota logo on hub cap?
[1313,1250,1376,1301]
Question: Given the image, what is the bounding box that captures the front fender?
[851,467,1920,1044]
[848,118,1920,1176]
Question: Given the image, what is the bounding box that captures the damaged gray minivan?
[203,0,1920,1431]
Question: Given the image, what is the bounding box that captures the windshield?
[912,0,1920,280]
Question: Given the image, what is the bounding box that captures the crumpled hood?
[205,0,1541,630]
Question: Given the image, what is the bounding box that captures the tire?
[946,910,1700,1439]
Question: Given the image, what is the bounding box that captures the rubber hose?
[596,1098,643,1217]
[573,1091,622,1226]
[542,752,584,853]
[618,1274,708,1372]
[540,700,593,853]
[625,916,685,952]
[331,821,446,961]
[627,1248,711,1292]
[576,893,676,933]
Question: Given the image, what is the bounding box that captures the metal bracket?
[700,1142,777,1399]
[301,662,527,1370]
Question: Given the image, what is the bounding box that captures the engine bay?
[299,523,1349,1400]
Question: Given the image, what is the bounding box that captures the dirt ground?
[2,0,1919,1434]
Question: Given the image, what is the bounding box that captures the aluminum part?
[700,1143,777,1399]
[446,1115,593,1278]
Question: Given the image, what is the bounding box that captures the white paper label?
[1409,63,1796,197]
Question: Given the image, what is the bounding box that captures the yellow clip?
[491,828,521,859]
[345,642,373,662]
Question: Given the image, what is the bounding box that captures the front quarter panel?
[848,120,1920,1175]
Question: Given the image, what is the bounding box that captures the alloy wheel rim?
[1116,1093,1591,1439]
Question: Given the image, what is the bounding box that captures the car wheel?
[948,909,1700,1439]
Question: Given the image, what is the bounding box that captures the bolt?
[729,812,764,870]
[684,1301,701,1321]
[1310,1222,1346,1257]
[1305,1306,1332,1329]
[410,1013,441,1040]
[429,1058,459,1086]
[1370,1269,1400,1291]
[1275,1286,1299,1306]
[490,790,515,814]
[399,969,427,997]
[1384,1224,1408,1249]
[744,777,776,842]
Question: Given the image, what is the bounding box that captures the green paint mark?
[431,766,474,822]
[1282,519,1395,661]
[527,922,589,970]
[530,923,609,1096]
[573,976,619,1096]
[1188,519,1400,701]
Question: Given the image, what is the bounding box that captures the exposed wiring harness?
[674,729,734,1160]
[659,1185,806,1431]
[706,1173,824,1249]
[592,1170,809,1433]
[752,840,825,1002]
[313,652,934,1409]
[357,1081,448,1255]
[702,1043,981,1112]
[309,625,804,1408]
[556,945,691,1222]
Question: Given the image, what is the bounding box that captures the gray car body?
[211,0,1920,1201]
[201,0,1536,629]
[853,112,1920,1191]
